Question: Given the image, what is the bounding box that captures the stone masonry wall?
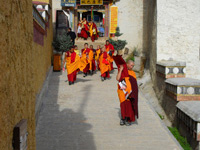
[157,0,200,79]
[0,0,53,150]
[116,0,143,53]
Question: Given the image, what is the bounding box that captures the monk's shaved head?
[127,60,134,65]
[127,60,135,70]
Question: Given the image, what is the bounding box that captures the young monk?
[80,43,90,77]
[63,46,80,85]
[90,45,96,73]
[99,46,110,81]
[115,57,138,126]
[105,40,115,71]
[95,45,101,70]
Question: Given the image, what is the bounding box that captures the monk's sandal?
[120,119,125,126]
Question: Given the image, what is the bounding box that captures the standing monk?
[63,46,80,85]
[80,43,90,77]
[89,21,98,42]
[115,57,138,126]
[95,45,101,70]
[105,40,115,71]
[80,18,89,40]
[90,45,96,73]
[99,46,110,81]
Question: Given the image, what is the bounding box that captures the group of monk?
[63,40,115,85]
[63,40,138,126]
[77,18,98,42]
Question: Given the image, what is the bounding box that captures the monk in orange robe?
[80,18,89,40]
[105,40,115,71]
[89,45,96,73]
[99,46,110,81]
[63,46,80,85]
[115,57,138,126]
[95,45,101,70]
[80,43,91,77]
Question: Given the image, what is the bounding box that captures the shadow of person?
[36,71,96,150]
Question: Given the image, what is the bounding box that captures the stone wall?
[115,0,143,52]
[0,0,53,150]
[157,0,200,79]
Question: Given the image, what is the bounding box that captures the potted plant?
[109,27,127,55]
[52,32,73,71]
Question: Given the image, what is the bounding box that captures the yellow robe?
[79,49,89,72]
[99,52,110,75]
[66,53,80,75]
[117,77,132,103]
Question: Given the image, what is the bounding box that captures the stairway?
[75,37,108,50]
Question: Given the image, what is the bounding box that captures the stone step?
[165,78,200,101]
[156,60,186,79]
[75,38,106,50]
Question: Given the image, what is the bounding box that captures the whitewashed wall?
[157,0,200,79]
[52,0,62,23]
[115,0,143,52]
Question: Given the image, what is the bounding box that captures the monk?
[95,45,101,70]
[127,60,139,120]
[99,46,110,81]
[90,45,96,73]
[116,58,138,126]
[63,46,80,85]
[89,21,98,42]
[80,18,89,40]
[80,43,91,77]
[105,40,115,71]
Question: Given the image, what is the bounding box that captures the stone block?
[166,78,200,101]
[156,60,186,79]
[177,101,200,142]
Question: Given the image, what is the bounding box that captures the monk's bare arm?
[116,65,124,81]
[63,53,66,68]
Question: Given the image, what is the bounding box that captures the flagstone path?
[36,67,182,150]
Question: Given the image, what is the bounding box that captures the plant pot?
[53,51,62,72]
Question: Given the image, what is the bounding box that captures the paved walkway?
[36,68,182,150]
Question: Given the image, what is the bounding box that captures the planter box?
[53,51,62,71]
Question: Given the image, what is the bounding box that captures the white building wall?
[157,0,200,79]
[115,0,143,52]
[52,0,62,23]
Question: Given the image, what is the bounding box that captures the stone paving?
[36,68,182,150]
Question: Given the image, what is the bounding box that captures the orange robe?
[105,43,114,70]
[66,52,80,82]
[99,52,110,78]
[117,70,135,122]
[88,49,94,71]
[95,49,101,70]
[79,48,90,73]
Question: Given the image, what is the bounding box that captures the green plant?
[115,27,123,37]
[157,112,164,120]
[109,27,127,51]
[52,32,73,52]
[126,51,135,62]
[168,127,192,150]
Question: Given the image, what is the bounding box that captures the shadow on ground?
[36,72,96,150]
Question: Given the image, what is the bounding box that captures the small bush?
[168,127,192,150]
